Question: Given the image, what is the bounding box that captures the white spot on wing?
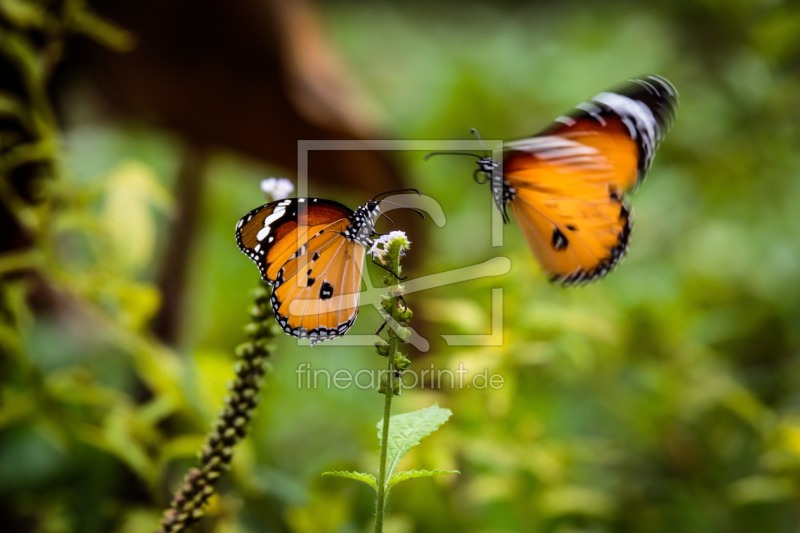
[506,136,609,172]
[555,115,576,126]
[593,91,658,162]
[256,199,293,242]
[576,101,607,125]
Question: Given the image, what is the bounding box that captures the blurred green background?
[2,0,800,531]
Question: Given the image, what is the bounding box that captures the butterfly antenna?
[470,128,490,152]
[377,211,396,226]
[379,207,425,222]
[425,129,489,161]
[376,198,426,221]
[373,188,420,201]
[409,207,426,220]
[423,151,482,162]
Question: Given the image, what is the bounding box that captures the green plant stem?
[375,346,395,533]
[374,252,404,533]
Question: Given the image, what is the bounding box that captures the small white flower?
[260,177,295,201]
[369,231,410,263]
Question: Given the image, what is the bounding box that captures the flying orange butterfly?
[430,75,678,284]
[236,197,382,344]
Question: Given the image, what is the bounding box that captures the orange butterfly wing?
[503,138,631,283]
[536,75,677,192]
[236,198,376,343]
[272,229,367,342]
[236,198,355,282]
[499,75,677,283]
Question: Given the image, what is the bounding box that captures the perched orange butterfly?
[236,197,381,344]
[430,75,678,284]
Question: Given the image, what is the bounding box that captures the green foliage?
[322,470,378,491]
[376,404,455,490]
[363,232,458,531]
[323,405,457,497]
[0,0,133,50]
[3,0,800,531]
[388,468,459,489]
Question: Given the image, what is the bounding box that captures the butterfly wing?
[504,137,631,284]
[236,198,354,282]
[501,75,677,283]
[236,197,372,344]
[271,227,367,343]
[534,74,677,192]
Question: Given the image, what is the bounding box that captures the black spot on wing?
[551,228,569,251]
[319,281,334,300]
[550,198,633,286]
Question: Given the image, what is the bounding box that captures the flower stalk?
[158,284,278,533]
[373,233,412,533]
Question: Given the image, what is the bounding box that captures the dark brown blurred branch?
[71,0,405,192]
[152,143,208,345]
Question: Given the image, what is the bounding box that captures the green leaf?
[321,470,378,491]
[388,469,460,488]
[377,404,452,485]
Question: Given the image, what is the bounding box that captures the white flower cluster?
[260,177,295,201]
[369,231,410,263]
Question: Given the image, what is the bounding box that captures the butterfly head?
[424,150,513,223]
[474,156,498,184]
[346,200,381,246]
[473,156,513,224]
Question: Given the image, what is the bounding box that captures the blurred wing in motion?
[484,75,678,284]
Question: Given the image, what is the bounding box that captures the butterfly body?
[236,197,381,344]
[472,75,677,284]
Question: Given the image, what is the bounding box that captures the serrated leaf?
[322,470,378,491]
[388,469,460,488]
[377,404,452,485]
